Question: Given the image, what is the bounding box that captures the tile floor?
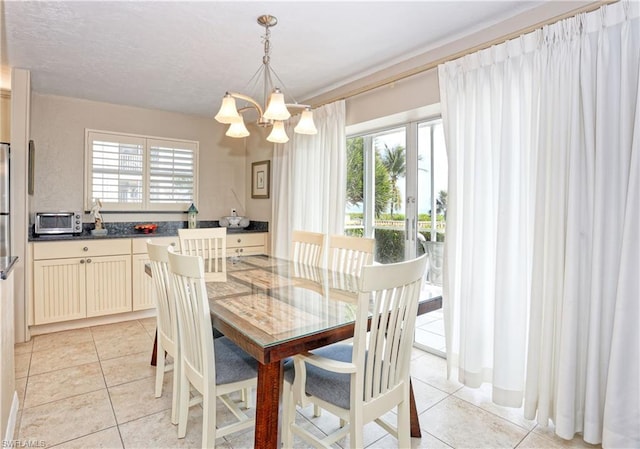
[414,309,445,355]
[13,318,601,449]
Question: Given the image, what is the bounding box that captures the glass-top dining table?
[149,254,442,449]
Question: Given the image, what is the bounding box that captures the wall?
[29,93,247,223]
[10,69,30,344]
[245,125,273,223]
[0,89,10,142]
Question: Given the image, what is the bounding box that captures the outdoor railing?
[345,219,446,231]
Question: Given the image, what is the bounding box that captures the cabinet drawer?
[131,236,180,254]
[227,233,266,248]
[33,239,131,260]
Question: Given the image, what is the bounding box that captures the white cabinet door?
[132,253,155,311]
[85,254,132,317]
[33,257,86,324]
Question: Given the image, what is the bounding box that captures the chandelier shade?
[263,88,291,121]
[267,120,289,143]
[214,94,241,124]
[225,117,250,138]
[215,15,317,142]
[294,108,318,135]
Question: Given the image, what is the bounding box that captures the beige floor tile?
[24,362,105,408]
[109,376,172,424]
[16,376,27,410]
[31,328,93,353]
[229,410,328,449]
[296,404,388,448]
[410,378,449,414]
[454,383,537,431]
[420,396,528,448]
[14,339,34,355]
[90,320,148,339]
[15,353,31,379]
[372,431,453,448]
[531,424,601,448]
[94,330,153,361]
[138,317,157,336]
[100,351,156,387]
[118,408,208,449]
[29,340,98,375]
[410,352,463,394]
[415,328,446,351]
[18,389,116,447]
[50,426,123,448]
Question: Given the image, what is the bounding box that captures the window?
[85,130,198,211]
[345,117,447,269]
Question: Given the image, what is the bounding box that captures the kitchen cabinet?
[32,240,131,325]
[29,231,268,327]
[226,232,268,257]
[131,237,180,311]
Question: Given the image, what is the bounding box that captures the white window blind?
[86,130,198,211]
[148,140,196,205]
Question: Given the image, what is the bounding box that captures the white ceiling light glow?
[214,15,317,143]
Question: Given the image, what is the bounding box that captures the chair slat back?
[327,235,375,275]
[291,230,325,267]
[178,228,227,282]
[352,254,427,404]
[147,241,178,346]
[167,248,215,386]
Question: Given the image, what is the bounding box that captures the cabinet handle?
[170,242,176,246]
[80,259,85,264]
[237,239,241,243]
[86,259,92,263]
[239,248,244,253]
[83,246,89,252]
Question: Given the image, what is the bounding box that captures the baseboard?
[4,391,18,442]
[29,309,156,336]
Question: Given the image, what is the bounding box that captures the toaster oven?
[34,211,83,235]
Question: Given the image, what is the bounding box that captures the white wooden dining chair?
[178,227,227,282]
[167,248,257,448]
[291,230,325,266]
[282,254,428,449]
[327,234,375,275]
[147,240,181,426]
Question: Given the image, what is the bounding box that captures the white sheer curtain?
[271,101,346,259]
[439,2,639,447]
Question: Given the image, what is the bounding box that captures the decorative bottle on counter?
[187,203,198,229]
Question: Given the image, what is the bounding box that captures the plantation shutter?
[148,139,197,206]
[86,131,198,211]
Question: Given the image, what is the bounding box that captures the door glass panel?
[373,128,407,263]
[415,119,447,356]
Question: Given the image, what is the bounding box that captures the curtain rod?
[310,0,617,109]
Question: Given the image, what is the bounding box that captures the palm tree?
[346,137,392,218]
[436,190,447,219]
[380,144,406,219]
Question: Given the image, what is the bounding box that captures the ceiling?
[1,1,548,117]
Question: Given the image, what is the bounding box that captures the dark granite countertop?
[0,256,18,280]
[28,220,268,242]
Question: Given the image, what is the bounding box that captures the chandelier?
[214,15,317,143]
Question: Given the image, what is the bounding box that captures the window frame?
[84,129,199,212]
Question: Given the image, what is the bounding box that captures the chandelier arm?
[228,92,264,117]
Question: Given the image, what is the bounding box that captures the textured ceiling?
[2,1,546,117]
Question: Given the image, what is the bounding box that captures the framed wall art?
[251,160,270,199]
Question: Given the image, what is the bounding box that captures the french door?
[346,117,447,266]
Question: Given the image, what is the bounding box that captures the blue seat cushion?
[284,344,354,410]
[214,336,258,385]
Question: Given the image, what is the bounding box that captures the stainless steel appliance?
[34,211,83,235]
[0,143,9,257]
